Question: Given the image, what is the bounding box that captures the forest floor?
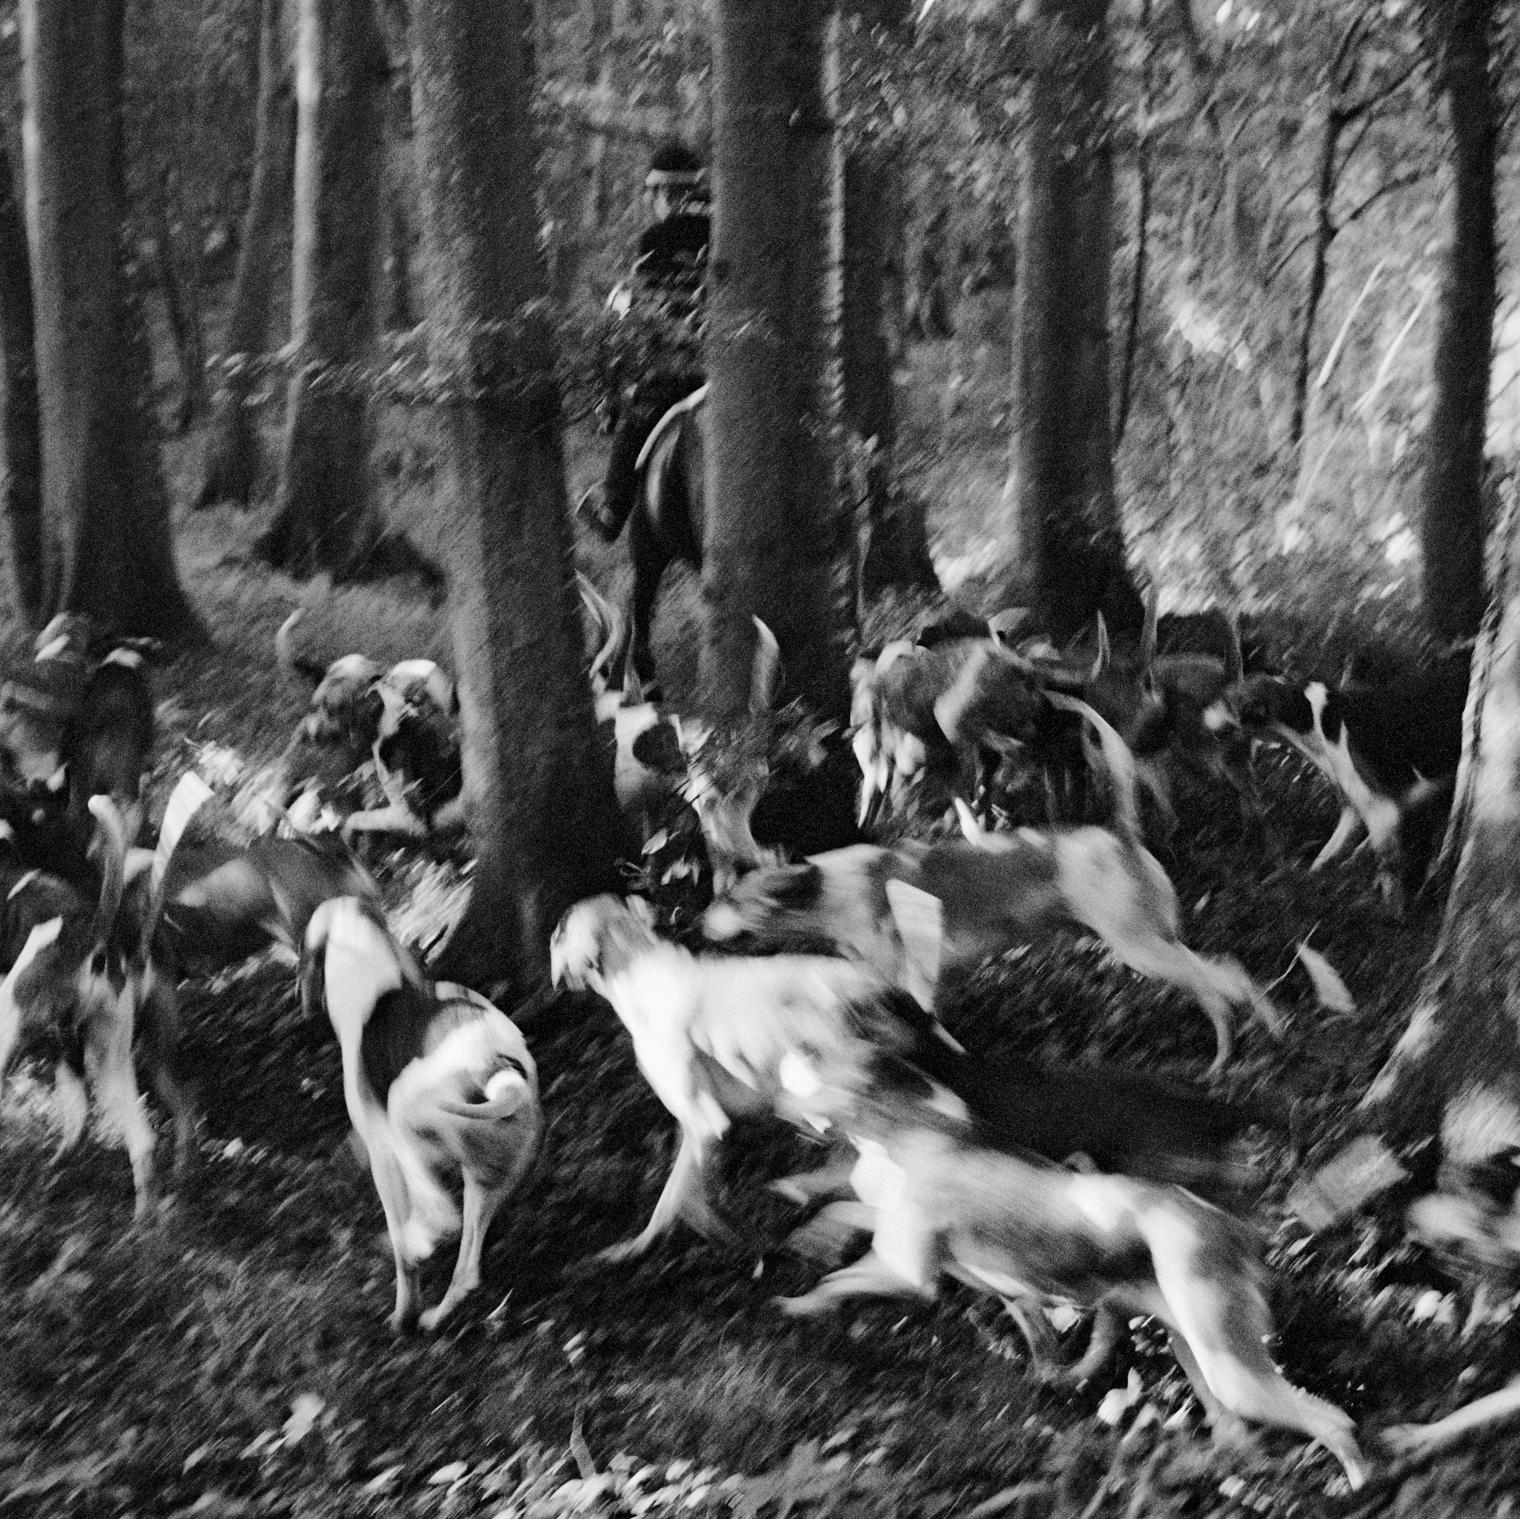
[1,341,1518,1519]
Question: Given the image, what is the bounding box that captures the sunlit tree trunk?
[1419,0,1494,645]
[20,0,202,638]
[259,0,389,578]
[703,0,848,718]
[999,0,1138,643]
[0,139,44,626]
[411,0,623,991]
[196,0,297,510]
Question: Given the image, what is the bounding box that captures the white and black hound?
[1227,653,1467,909]
[773,1048,1368,1490]
[302,897,542,1331]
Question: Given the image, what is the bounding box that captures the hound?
[302,897,542,1331]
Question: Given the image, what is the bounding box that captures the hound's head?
[701,861,828,951]
[548,894,658,992]
[381,660,457,722]
[1226,673,1315,739]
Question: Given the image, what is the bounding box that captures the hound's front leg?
[591,1128,733,1265]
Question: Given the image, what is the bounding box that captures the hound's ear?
[885,878,943,1006]
[1089,614,1110,683]
[750,618,783,715]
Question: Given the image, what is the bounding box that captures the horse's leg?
[627,510,668,696]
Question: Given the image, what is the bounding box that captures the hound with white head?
[549,893,961,1264]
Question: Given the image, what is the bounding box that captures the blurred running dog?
[549,892,961,1263]
[0,794,196,1217]
[705,709,1279,1076]
[302,897,542,1332]
[774,1048,1368,1490]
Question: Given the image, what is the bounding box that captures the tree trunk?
[197,0,297,508]
[0,137,44,627]
[845,141,935,598]
[20,0,203,639]
[258,0,389,578]
[1419,0,1494,645]
[998,0,1139,644]
[410,0,623,992]
[703,0,849,719]
[1365,493,1520,1187]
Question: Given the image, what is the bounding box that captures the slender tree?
[258,0,389,577]
[20,0,202,638]
[1000,0,1138,642]
[1418,0,1494,644]
[703,0,849,718]
[843,0,936,599]
[0,138,44,626]
[410,0,623,991]
[196,0,298,510]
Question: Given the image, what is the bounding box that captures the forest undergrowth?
[1,346,1517,1519]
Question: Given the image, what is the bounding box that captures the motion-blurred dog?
[303,897,542,1332]
[774,1048,1367,1489]
[0,795,195,1217]
[549,893,961,1263]
[705,705,1279,1076]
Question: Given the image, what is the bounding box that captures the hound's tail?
[1045,692,1142,843]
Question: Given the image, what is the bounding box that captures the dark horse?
[621,383,707,696]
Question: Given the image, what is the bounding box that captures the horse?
[623,383,707,697]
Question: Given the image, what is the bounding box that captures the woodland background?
[3,1,1520,1516]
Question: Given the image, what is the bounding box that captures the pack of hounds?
[0,591,1496,1491]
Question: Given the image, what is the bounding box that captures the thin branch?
[1339,168,1431,228]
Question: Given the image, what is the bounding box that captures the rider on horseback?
[580,140,709,543]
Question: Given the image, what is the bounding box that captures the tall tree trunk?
[999,0,1138,644]
[258,0,388,578]
[411,0,623,992]
[0,138,44,627]
[703,0,848,719]
[845,128,935,598]
[197,0,297,508]
[1419,0,1494,645]
[20,0,203,639]
[1365,494,1518,1190]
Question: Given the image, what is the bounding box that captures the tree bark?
[20,0,203,639]
[410,0,623,992]
[844,121,935,597]
[197,0,297,508]
[258,0,389,578]
[0,137,44,627]
[703,0,849,719]
[1365,494,1519,1185]
[1419,0,1494,645]
[999,0,1138,644]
